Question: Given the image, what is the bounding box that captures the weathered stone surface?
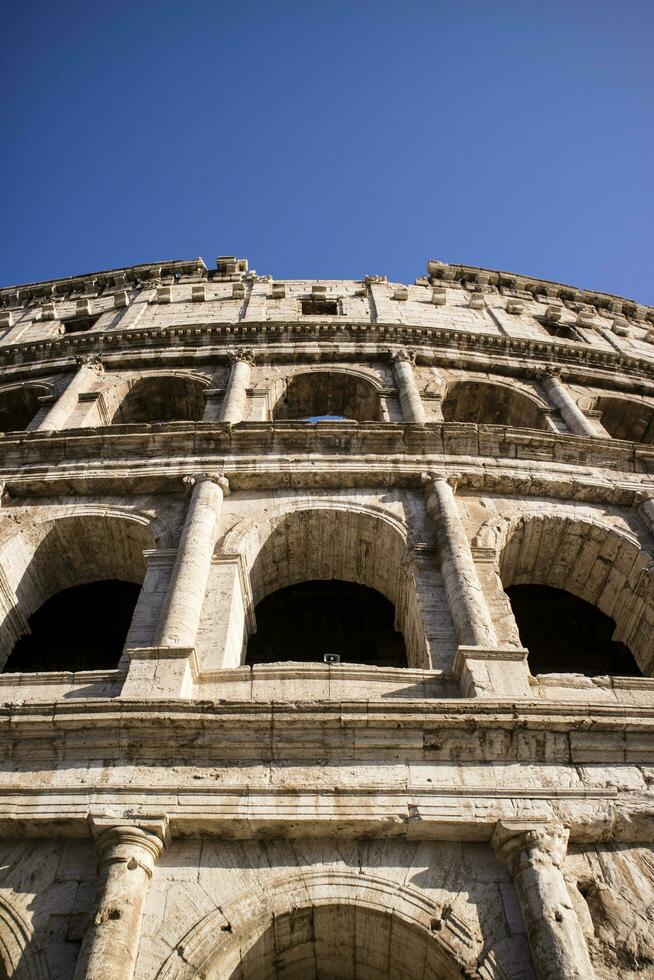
[0,257,650,977]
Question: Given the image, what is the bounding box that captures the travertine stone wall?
[0,256,651,978]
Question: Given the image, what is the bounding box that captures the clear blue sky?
[2,1,652,303]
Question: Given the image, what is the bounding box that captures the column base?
[454,646,531,698]
[121,647,197,699]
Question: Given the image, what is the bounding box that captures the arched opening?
[595,396,654,444]
[227,505,430,669]
[506,584,641,676]
[442,381,548,430]
[0,514,153,672]
[3,581,141,672]
[498,514,653,677]
[272,372,382,422]
[109,375,206,424]
[0,387,41,432]
[227,903,462,980]
[246,580,408,667]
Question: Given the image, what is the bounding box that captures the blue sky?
[1,1,652,303]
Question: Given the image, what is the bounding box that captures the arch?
[155,870,475,980]
[272,369,383,421]
[106,372,209,424]
[0,510,156,670]
[221,501,429,667]
[496,512,654,675]
[0,893,48,979]
[441,380,549,430]
[0,383,50,433]
[594,395,654,444]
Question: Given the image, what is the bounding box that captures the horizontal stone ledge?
[0,419,652,469]
[0,793,650,844]
[0,457,651,501]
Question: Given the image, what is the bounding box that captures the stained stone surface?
[0,257,651,978]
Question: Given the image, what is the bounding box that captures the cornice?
[0,321,653,390]
[427,259,654,320]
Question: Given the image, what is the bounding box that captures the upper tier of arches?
[0,362,650,449]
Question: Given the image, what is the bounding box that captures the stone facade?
[0,256,651,977]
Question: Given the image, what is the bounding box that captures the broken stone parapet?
[492,821,596,980]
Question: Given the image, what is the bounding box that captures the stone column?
[541,370,597,438]
[35,354,104,431]
[391,349,427,424]
[156,474,229,649]
[74,824,166,980]
[422,473,497,648]
[220,348,255,423]
[492,821,596,980]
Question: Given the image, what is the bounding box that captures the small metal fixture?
[323,653,341,664]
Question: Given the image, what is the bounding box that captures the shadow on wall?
[595,396,654,444]
[0,838,97,979]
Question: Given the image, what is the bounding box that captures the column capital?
[533,366,563,382]
[389,347,416,365]
[183,472,230,496]
[420,471,460,492]
[492,820,569,876]
[75,353,104,372]
[226,347,255,367]
[88,816,169,877]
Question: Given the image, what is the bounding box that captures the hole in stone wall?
[541,321,584,342]
[506,584,641,676]
[3,580,141,672]
[273,372,381,422]
[110,376,206,424]
[62,314,101,334]
[245,580,408,667]
[301,298,339,316]
[0,387,40,432]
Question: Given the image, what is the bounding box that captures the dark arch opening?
[273,372,382,422]
[442,381,548,430]
[110,376,206,424]
[0,388,41,432]
[595,396,654,444]
[245,580,408,667]
[3,580,141,673]
[226,902,462,979]
[506,584,641,676]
